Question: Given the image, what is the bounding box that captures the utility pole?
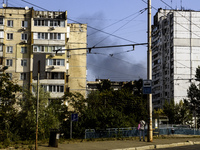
[147,0,153,142]
[35,61,40,150]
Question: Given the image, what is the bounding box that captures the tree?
[185,66,200,128]
[17,85,64,140]
[176,100,192,125]
[0,73,22,142]
[163,100,176,124]
[97,80,111,92]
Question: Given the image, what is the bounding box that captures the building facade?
[0,6,87,98]
[152,9,200,109]
[87,79,135,96]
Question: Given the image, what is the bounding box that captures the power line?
[160,0,200,33]
[54,43,147,53]
[21,0,139,44]
[21,0,48,11]
[75,9,147,44]
[141,0,200,39]
[68,18,137,44]
[88,51,147,70]
[92,8,147,47]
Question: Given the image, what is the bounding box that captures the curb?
[111,140,200,150]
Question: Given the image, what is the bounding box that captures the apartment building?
[152,8,200,109]
[0,6,87,98]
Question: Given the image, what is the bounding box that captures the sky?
[4,0,200,81]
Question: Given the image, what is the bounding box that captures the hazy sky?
[5,0,200,81]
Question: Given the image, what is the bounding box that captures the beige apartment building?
[0,6,87,98]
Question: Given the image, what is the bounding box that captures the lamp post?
[147,0,153,142]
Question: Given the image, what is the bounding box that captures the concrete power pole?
[35,61,40,150]
[147,0,153,142]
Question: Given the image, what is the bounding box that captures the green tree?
[163,100,176,124]
[97,80,111,92]
[185,66,200,127]
[176,100,192,125]
[163,99,192,125]
[0,73,22,142]
[17,85,63,140]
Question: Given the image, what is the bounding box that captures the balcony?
[32,79,65,85]
[33,39,65,45]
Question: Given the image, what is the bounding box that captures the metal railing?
[85,126,200,139]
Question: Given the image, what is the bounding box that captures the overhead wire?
[19,0,147,81]
[92,8,147,47]
[21,0,143,44]
[8,0,24,7]
[141,0,200,39]
[70,52,145,81]
[88,50,147,70]
[160,0,200,33]
[68,18,138,44]
[141,0,200,80]
[87,8,147,40]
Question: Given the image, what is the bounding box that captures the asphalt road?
[157,144,200,150]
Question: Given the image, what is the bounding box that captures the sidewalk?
[38,135,200,150]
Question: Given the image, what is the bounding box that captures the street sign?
[143,80,152,94]
[71,113,78,122]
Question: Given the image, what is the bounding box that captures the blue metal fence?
[85,127,200,139]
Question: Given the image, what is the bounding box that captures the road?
[157,144,200,150]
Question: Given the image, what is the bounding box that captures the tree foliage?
[0,78,148,141]
[163,99,192,125]
[0,73,22,141]
[62,80,148,138]
[17,85,67,140]
[185,66,200,127]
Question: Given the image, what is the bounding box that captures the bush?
[3,138,10,148]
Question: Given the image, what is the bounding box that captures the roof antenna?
[181,0,182,10]
[171,0,172,8]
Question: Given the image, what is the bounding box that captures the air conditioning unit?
[23,40,27,44]
[50,53,55,57]
[50,66,55,69]
[21,27,26,30]
[49,26,55,30]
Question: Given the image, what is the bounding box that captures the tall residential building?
[152,8,200,109]
[0,6,87,99]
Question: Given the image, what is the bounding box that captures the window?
[22,21,28,27]
[20,73,26,80]
[21,33,28,40]
[21,59,27,66]
[21,47,27,53]
[7,33,13,40]
[0,18,3,25]
[6,46,13,53]
[46,59,64,66]
[34,19,65,27]
[38,32,62,40]
[42,85,64,93]
[7,20,13,27]
[33,45,64,53]
[37,33,48,39]
[6,59,12,66]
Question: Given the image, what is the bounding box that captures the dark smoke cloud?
[75,12,147,81]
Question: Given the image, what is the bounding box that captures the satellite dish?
[25,6,29,10]
[2,4,6,8]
